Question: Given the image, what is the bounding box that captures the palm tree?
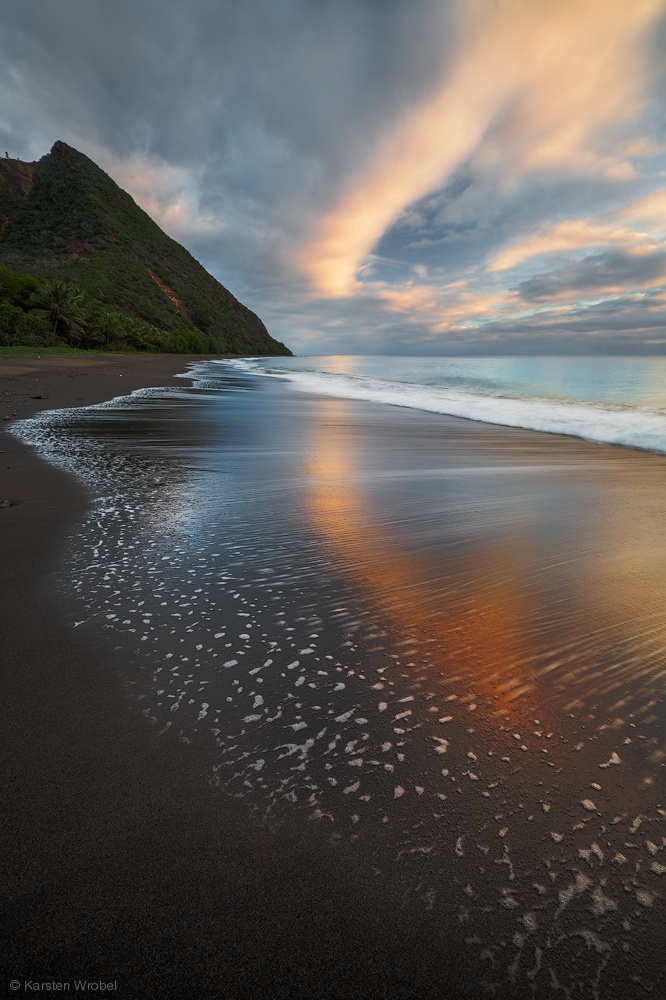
[94,310,123,347]
[28,280,87,344]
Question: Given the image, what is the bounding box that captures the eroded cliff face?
[0,158,37,236]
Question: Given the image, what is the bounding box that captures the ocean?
[227,354,666,454]
[10,356,666,998]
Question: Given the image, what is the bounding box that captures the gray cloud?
[1,0,452,169]
[516,250,666,302]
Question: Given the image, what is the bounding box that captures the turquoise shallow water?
[229,355,666,454]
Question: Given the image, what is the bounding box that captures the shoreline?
[3,357,665,999]
[1,354,198,555]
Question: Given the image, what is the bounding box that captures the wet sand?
[2,358,665,999]
[1,358,475,1000]
[1,356,199,592]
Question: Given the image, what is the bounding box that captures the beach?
[2,356,665,1000]
[1,357,475,1000]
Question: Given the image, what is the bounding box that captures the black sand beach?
[2,357,665,1000]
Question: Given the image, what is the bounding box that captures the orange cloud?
[487,183,666,275]
[488,219,657,272]
[355,272,514,335]
[623,187,666,227]
[297,0,662,297]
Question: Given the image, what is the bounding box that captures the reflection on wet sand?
[304,396,666,728]
[302,397,544,723]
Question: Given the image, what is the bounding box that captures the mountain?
[0,142,290,355]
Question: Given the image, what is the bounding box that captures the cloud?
[489,219,657,273]
[515,249,666,301]
[298,0,664,296]
[487,184,666,275]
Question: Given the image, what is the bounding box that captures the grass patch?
[0,345,98,357]
[0,344,235,358]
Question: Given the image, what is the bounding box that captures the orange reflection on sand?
[302,398,545,719]
[574,466,666,719]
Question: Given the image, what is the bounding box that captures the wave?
[217,359,666,456]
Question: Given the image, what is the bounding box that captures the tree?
[93,309,124,347]
[28,280,87,344]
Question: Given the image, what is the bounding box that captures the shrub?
[0,303,59,346]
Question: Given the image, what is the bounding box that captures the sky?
[2,0,666,355]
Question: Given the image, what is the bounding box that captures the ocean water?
[9,362,666,998]
[228,355,666,454]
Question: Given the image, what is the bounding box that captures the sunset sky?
[2,0,666,354]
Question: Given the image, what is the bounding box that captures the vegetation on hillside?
[0,142,291,356]
[0,263,213,352]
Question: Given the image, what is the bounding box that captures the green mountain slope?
[0,142,290,355]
